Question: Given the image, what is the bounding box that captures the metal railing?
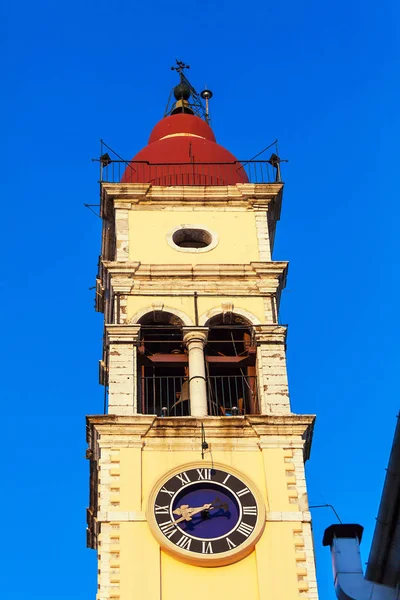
[207,375,258,416]
[137,374,258,417]
[138,375,188,417]
[99,159,282,185]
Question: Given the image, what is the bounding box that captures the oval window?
[172,228,213,249]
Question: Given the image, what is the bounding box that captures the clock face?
[146,463,265,566]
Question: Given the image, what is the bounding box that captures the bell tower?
[87,65,319,600]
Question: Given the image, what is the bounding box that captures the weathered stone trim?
[97,447,122,600]
[105,325,141,416]
[115,208,129,262]
[102,181,283,207]
[254,325,290,415]
[254,208,271,261]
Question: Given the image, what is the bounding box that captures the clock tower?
[87,65,319,600]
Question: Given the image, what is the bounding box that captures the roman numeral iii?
[242,506,257,515]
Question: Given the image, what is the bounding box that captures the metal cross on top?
[171,59,190,77]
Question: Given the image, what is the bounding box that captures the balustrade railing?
[137,374,258,417]
[99,160,281,185]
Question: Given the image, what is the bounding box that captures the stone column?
[183,328,209,417]
[106,324,141,415]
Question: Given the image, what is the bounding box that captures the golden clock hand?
[172,503,212,524]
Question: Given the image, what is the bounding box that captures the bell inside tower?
[137,311,189,416]
[205,314,258,416]
[136,311,259,417]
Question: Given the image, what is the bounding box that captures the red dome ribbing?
[121,113,248,186]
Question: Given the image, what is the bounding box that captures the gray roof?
[366,414,400,586]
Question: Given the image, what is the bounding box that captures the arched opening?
[137,311,189,416]
[205,313,259,415]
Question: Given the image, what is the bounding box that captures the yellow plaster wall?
[126,295,266,325]
[119,447,142,511]
[108,447,304,599]
[128,210,259,264]
[256,522,301,598]
[119,523,161,600]
[116,521,302,600]
[118,447,292,514]
[161,550,259,600]
[141,450,267,509]
[262,448,298,512]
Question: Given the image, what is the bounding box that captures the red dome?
[148,114,216,144]
[121,114,248,186]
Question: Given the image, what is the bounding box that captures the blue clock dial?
[172,483,240,539]
[152,466,260,557]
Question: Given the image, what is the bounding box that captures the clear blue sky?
[2,1,399,597]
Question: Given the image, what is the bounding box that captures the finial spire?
[171,59,190,80]
[166,60,213,124]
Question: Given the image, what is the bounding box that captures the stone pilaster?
[254,206,272,261]
[255,325,290,414]
[115,209,129,262]
[106,324,141,415]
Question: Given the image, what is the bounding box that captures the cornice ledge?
[250,261,288,278]
[102,261,141,275]
[102,183,151,201]
[248,414,316,460]
[101,261,289,282]
[247,414,315,427]
[254,324,288,343]
[102,182,284,205]
[105,324,141,342]
[87,414,315,438]
[144,183,284,203]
